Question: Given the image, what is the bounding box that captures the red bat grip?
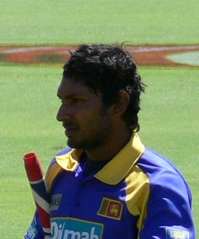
[23,152,44,181]
[23,152,51,237]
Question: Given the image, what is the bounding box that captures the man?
[25,44,195,239]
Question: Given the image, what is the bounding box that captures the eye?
[70,98,79,104]
[61,98,82,106]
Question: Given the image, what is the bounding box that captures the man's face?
[57,77,114,149]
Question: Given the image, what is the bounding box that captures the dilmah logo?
[51,218,103,239]
[50,194,62,211]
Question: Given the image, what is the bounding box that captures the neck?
[85,127,132,162]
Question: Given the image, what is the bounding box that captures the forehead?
[57,77,96,99]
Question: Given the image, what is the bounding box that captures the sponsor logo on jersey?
[51,217,103,239]
[166,228,189,239]
[97,197,123,220]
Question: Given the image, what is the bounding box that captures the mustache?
[63,122,78,129]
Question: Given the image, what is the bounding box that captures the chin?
[67,138,83,149]
[68,138,103,150]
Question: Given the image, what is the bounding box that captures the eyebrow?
[57,92,88,100]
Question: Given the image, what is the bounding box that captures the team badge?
[97,197,123,220]
[50,194,62,211]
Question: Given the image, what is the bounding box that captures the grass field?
[0,1,198,238]
[0,0,199,44]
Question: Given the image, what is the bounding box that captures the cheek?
[75,102,111,130]
[74,110,97,128]
[84,112,112,132]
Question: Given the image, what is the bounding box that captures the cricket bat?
[23,152,51,238]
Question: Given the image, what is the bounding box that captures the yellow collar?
[55,134,145,185]
[95,134,144,184]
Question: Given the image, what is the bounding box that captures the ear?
[111,90,130,117]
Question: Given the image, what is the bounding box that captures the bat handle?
[23,152,51,237]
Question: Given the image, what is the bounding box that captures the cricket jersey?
[24,134,195,239]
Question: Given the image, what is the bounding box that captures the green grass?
[140,67,199,233]
[0,0,199,44]
[0,65,198,237]
[0,65,65,238]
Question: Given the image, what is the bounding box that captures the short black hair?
[63,44,145,131]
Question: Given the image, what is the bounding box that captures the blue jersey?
[24,134,195,239]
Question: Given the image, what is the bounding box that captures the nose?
[56,105,63,122]
[56,104,72,122]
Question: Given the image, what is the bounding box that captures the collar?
[95,133,144,184]
[55,133,145,185]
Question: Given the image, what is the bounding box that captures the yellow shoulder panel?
[125,165,150,231]
[45,162,63,192]
[45,149,82,192]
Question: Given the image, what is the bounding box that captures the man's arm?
[139,177,195,239]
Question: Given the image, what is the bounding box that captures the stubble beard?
[67,114,113,150]
[67,124,112,150]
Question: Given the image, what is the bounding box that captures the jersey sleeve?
[139,175,196,239]
[24,211,44,239]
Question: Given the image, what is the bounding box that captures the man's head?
[57,44,145,149]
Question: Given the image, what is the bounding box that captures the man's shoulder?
[138,148,185,179]
[45,147,72,191]
[137,148,191,198]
